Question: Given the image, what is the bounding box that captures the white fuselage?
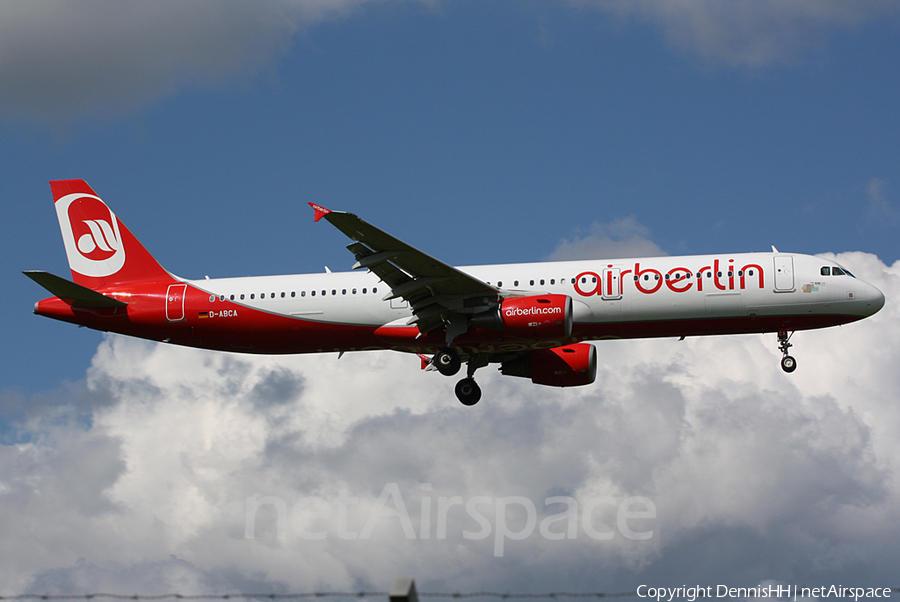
[189,252,882,332]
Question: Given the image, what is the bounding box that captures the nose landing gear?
[777,330,797,373]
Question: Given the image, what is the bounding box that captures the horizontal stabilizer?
[23,270,128,308]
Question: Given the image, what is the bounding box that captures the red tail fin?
[50,180,174,289]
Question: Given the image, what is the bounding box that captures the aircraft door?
[602,268,622,300]
[774,256,795,292]
[166,283,187,322]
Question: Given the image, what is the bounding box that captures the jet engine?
[501,343,597,387]
[470,294,573,339]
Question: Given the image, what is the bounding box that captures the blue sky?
[2,0,900,595]
[4,1,899,391]
[4,0,900,390]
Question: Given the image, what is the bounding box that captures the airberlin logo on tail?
[55,193,126,277]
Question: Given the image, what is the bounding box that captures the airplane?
[26,179,885,406]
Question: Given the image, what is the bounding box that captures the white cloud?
[547,216,667,260]
[571,0,900,67]
[0,0,424,122]
[866,178,899,225]
[2,251,899,593]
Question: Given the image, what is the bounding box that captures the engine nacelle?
[501,343,597,387]
[471,294,573,339]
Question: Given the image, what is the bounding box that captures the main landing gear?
[433,347,461,376]
[777,330,797,373]
[432,347,485,406]
[455,377,481,406]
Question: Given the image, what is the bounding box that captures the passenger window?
[291,292,295,297]
[311,291,316,296]
[250,294,255,299]
[514,281,519,287]
[550,279,555,285]
[540,279,545,285]
[362,288,367,294]
[373,287,378,294]
[301,291,306,297]
[281,292,286,298]
[230,295,235,300]
[530,280,535,286]
[821,267,830,276]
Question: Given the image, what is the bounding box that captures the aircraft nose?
[864,283,885,316]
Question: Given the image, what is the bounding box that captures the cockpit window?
[832,267,846,276]
[821,266,831,276]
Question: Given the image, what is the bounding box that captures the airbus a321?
[26,180,885,405]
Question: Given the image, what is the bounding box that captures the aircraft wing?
[310,204,499,335]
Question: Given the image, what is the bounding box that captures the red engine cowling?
[494,294,573,339]
[501,343,597,387]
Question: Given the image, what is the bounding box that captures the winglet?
[308,202,332,222]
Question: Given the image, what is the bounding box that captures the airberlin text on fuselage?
[574,259,765,297]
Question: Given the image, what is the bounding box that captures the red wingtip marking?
[308,202,332,222]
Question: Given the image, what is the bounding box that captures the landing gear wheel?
[781,355,797,373]
[455,377,482,406]
[777,330,797,374]
[433,347,461,376]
